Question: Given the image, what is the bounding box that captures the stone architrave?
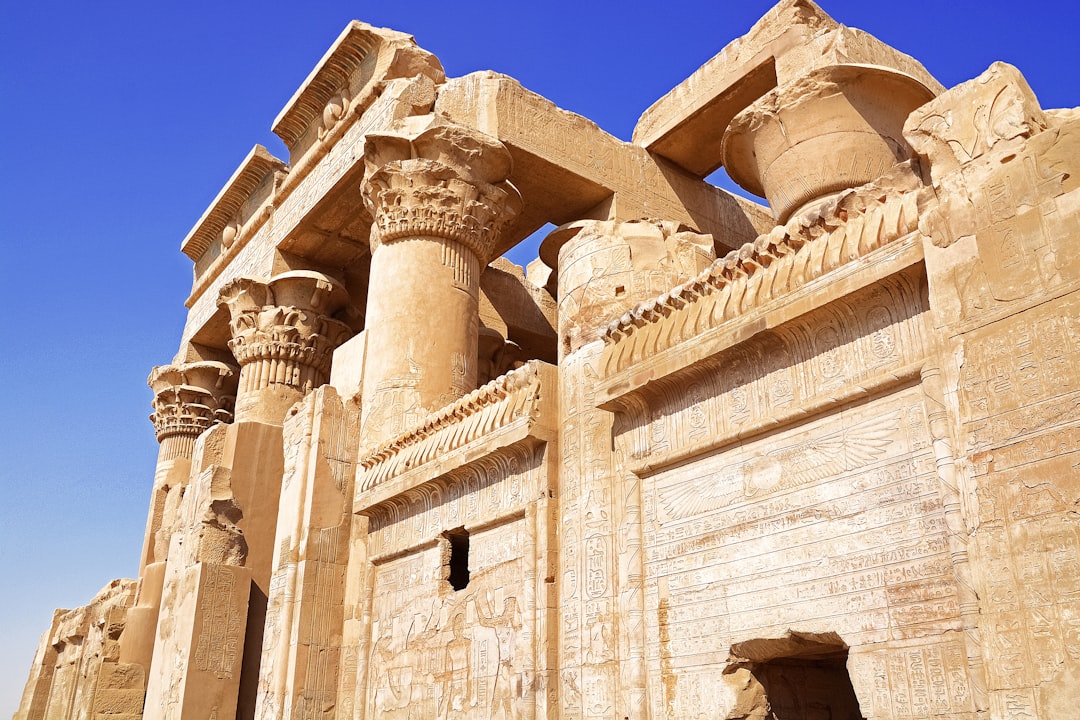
[358,121,521,445]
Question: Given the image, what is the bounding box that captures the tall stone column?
[122,361,238,676]
[359,123,521,446]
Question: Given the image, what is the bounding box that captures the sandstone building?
[14,1,1080,718]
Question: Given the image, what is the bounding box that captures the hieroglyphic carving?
[255,387,360,720]
[362,442,541,560]
[192,565,243,678]
[849,635,975,720]
[600,181,931,376]
[367,547,527,719]
[607,268,929,475]
[638,387,963,717]
[559,350,624,720]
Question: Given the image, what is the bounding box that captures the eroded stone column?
[219,270,353,425]
[141,361,237,568]
[123,361,238,674]
[541,219,714,719]
[722,64,937,222]
[359,122,521,445]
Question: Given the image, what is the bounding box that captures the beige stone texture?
[16,3,1080,720]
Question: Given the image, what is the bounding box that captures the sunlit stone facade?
[15,2,1080,718]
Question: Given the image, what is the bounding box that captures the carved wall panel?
[365,517,534,719]
[614,267,929,475]
[637,386,969,719]
[353,441,551,719]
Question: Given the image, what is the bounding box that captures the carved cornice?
[148,361,238,443]
[218,271,354,394]
[599,180,933,377]
[180,145,287,262]
[271,22,444,154]
[357,360,555,495]
[362,123,522,264]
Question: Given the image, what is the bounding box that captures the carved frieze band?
[218,271,353,394]
[148,361,238,446]
[609,268,930,475]
[362,124,522,264]
[600,183,932,376]
[357,360,555,493]
[362,442,542,561]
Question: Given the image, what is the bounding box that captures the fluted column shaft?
[359,123,520,446]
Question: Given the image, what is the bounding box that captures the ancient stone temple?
[15,1,1080,718]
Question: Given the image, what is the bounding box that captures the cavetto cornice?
[355,361,556,511]
[179,145,287,261]
[271,21,444,155]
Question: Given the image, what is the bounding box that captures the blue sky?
[1,0,1076,711]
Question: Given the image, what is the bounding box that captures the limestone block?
[635,0,941,179]
[541,219,716,355]
[144,563,252,720]
[435,72,772,256]
[479,257,558,367]
[255,387,360,720]
[328,329,366,403]
[13,580,137,720]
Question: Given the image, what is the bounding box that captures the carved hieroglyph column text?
[359,123,521,445]
[218,270,354,424]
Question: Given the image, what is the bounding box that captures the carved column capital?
[218,270,354,399]
[361,123,522,264]
[148,361,238,456]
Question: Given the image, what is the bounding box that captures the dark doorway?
[730,632,865,720]
[752,651,864,720]
[444,527,470,591]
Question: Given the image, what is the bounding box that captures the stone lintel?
[271,21,445,163]
[180,74,437,357]
[435,72,773,257]
[633,0,943,178]
[180,145,287,263]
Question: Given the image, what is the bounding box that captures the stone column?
[219,270,353,425]
[148,361,237,463]
[143,361,237,571]
[359,123,521,446]
[540,219,715,720]
[122,361,238,677]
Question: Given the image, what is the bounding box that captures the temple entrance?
[728,632,866,720]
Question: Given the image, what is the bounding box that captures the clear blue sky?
[1,0,1076,712]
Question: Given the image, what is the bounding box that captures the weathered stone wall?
[14,3,1080,719]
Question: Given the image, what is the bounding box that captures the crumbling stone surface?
[15,2,1080,719]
